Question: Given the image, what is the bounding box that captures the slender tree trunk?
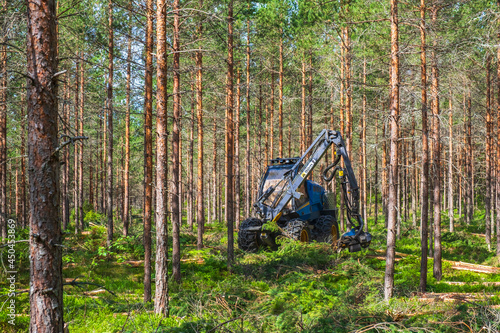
[235,69,241,227]
[382,120,388,227]
[188,84,195,231]
[61,87,68,230]
[226,0,235,269]
[374,114,379,225]
[73,63,80,233]
[486,56,492,249]
[344,26,352,158]
[27,0,64,329]
[308,54,313,148]
[270,68,274,158]
[143,0,154,301]
[362,58,367,227]
[496,0,500,256]
[279,34,284,157]
[245,16,251,216]
[79,57,84,230]
[301,61,306,153]
[154,0,169,313]
[171,0,182,282]
[448,85,454,233]
[123,0,132,236]
[411,114,417,227]
[106,0,114,248]
[467,90,473,224]
[384,0,399,301]
[196,4,204,248]
[419,0,429,293]
[430,7,441,281]
[212,114,217,224]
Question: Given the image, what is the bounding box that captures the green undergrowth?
[1,209,500,332]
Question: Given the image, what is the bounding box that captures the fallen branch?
[207,316,242,333]
[64,278,117,297]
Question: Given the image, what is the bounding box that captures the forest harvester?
[237,129,372,253]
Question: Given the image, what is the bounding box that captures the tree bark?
[245,15,251,217]
[188,83,195,231]
[196,2,204,248]
[78,56,84,231]
[226,0,235,269]
[73,63,80,234]
[486,56,492,249]
[384,0,399,302]
[362,58,367,228]
[154,0,169,314]
[143,0,153,301]
[430,7,441,281]
[467,90,473,224]
[448,86,454,233]
[27,0,64,329]
[279,34,284,157]
[496,0,500,256]
[235,69,241,227]
[172,0,182,283]
[301,61,306,153]
[123,0,132,236]
[419,0,429,293]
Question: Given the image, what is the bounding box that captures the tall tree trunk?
[430,7,442,281]
[308,54,313,148]
[486,56,492,249]
[448,85,454,233]
[79,57,84,230]
[172,0,182,283]
[196,3,204,248]
[245,15,251,217]
[155,0,169,313]
[123,0,132,236]
[106,0,114,247]
[235,69,241,227]
[374,114,379,225]
[143,0,154,301]
[496,0,500,255]
[301,61,306,153]
[188,83,195,231]
[344,26,352,158]
[61,86,69,229]
[419,0,429,293]
[226,0,235,269]
[74,63,80,233]
[27,0,64,329]
[279,34,284,157]
[467,90,473,224]
[270,67,274,158]
[212,114,217,224]
[362,58,367,228]
[384,0,399,302]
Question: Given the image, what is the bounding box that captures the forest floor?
[2,209,500,332]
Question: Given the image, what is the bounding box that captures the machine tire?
[313,215,339,243]
[238,218,263,252]
[283,218,311,243]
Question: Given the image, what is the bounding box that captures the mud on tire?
[312,215,339,243]
[238,218,263,252]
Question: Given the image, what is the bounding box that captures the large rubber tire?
[312,215,339,243]
[283,218,311,243]
[238,218,263,252]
